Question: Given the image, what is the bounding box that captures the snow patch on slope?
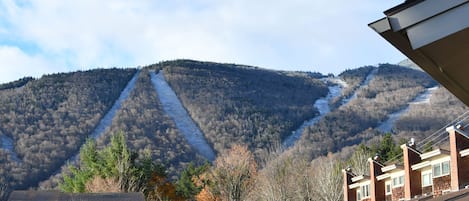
[88,71,140,140]
[66,70,140,164]
[283,77,345,148]
[342,68,378,105]
[150,71,216,161]
[1,134,21,162]
[376,86,439,133]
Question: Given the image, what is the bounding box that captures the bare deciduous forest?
[0,60,467,199]
[0,69,136,189]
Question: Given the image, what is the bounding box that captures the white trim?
[407,3,469,49]
[385,181,392,195]
[420,149,450,160]
[432,160,450,178]
[352,175,364,182]
[461,148,469,157]
[446,126,469,139]
[377,173,391,181]
[349,183,361,189]
[349,180,371,190]
[421,171,433,187]
[392,174,405,188]
[382,164,401,172]
[412,161,431,170]
[386,0,467,32]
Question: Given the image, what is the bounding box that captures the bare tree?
[0,183,10,201]
[348,145,372,176]
[210,145,257,201]
[253,155,296,201]
[310,156,343,201]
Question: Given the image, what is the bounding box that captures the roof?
[369,0,469,107]
[7,191,145,201]
[429,188,469,201]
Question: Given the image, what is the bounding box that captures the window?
[361,184,370,198]
[386,183,392,195]
[433,161,450,177]
[357,190,361,201]
[422,172,433,187]
[442,161,450,175]
[393,175,404,187]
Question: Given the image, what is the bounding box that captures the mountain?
[0,60,466,191]
[398,58,422,71]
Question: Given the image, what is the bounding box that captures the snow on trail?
[88,71,140,140]
[40,70,140,184]
[66,70,140,163]
[1,134,21,162]
[150,71,216,161]
[342,68,378,105]
[283,77,345,148]
[376,86,439,133]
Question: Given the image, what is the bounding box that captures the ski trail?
[376,86,439,133]
[342,68,379,105]
[38,70,140,185]
[1,134,21,162]
[283,77,345,148]
[150,71,216,161]
[48,70,140,175]
[88,70,140,140]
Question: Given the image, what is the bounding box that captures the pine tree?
[176,162,209,199]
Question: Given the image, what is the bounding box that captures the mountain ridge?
[0,59,466,191]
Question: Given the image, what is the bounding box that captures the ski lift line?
[418,110,469,143]
[415,111,469,148]
[416,131,449,149]
[384,113,469,164]
[416,111,469,145]
[432,135,450,148]
[416,116,469,150]
[416,131,447,150]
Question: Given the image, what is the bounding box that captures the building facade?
[343,125,469,201]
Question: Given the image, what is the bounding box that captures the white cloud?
[0,46,67,82]
[0,0,405,83]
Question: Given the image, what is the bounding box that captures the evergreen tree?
[176,162,209,199]
[59,132,165,195]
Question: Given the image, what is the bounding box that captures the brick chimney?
[343,168,356,201]
[368,157,385,201]
[447,125,469,191]
[401,140,422,200]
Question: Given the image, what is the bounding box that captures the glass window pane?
[442,161,450,175]
[386,184,391,193]
[365,185,370,197]
[433,164,441,177]
[422,173,432,186]
[399,175,404,185]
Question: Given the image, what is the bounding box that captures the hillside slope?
[151,60,329,155]
[1,60,466,192]
[0,69,137,189]
[292,64,437,158]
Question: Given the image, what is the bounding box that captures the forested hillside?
[93,70,206,177]
[292,64,437,159]
[0,69,136,189]
[394,87,468,139]
[151,60,329,154]
[0,59,467,195]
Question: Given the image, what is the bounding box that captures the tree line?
[151,60,328,157]
[0,68,136,189]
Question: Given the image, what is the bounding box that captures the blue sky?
[0,0,405,83]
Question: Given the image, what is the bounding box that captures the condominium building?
[343,125,469,201]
